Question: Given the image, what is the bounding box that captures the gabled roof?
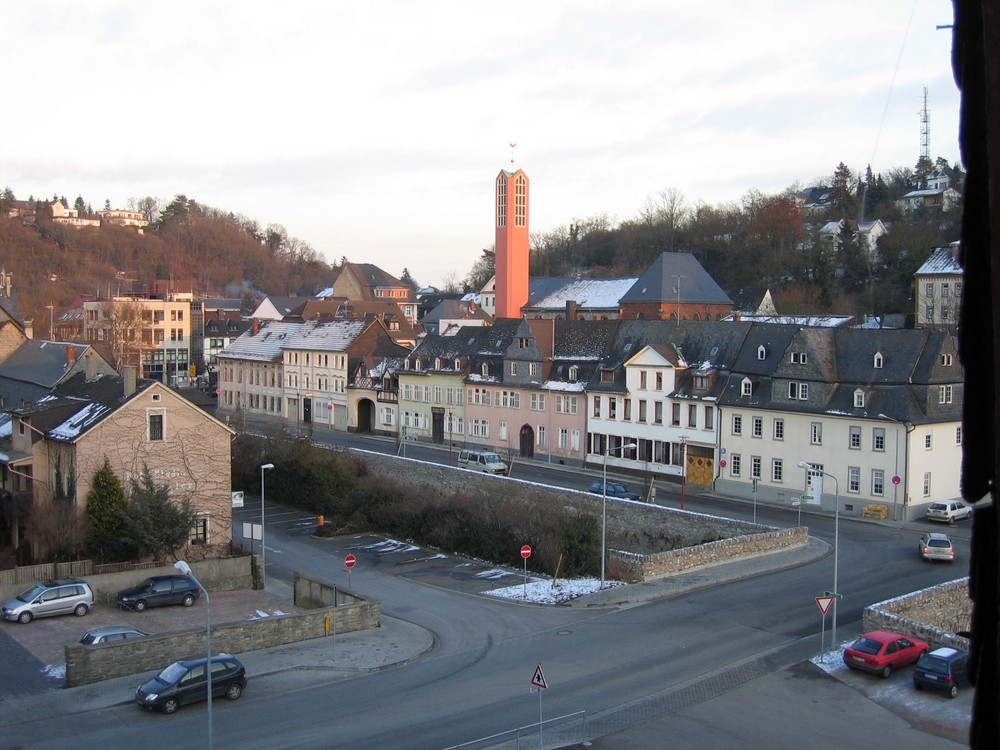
[523,277,638,311]
[915,246,964,276]
[619,253,732,305]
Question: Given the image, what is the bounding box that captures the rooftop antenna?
[509,142,517,170]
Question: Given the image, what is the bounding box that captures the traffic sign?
[892,475,901,485]
[823,590,843,599]
[719,459,727,468]
[815,596,835,615]
[521,545,532,559]
[344,554,357,568]
[531,664,547,689]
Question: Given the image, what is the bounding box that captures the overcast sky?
[3,1,959,289]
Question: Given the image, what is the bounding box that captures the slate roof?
[915,246,964,275]
[619,253,732,305]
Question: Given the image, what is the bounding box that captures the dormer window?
[453,358,461,370]
[404,359,410,370]
[854,388,865,408]
[741,377,753,396]
[414,358,422,370]
[790,352,808,364]
[757,345,767,360]
[569,365,578,382]
[873,352,884,369]
[940,354,953,366]
[434,358,441,370]
[517,337,530,349]
[481,363,488,377]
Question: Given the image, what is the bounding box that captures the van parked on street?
[457,450,508,474]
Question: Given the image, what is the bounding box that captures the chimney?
[124,365,137,396]
[85,351,97,380]
[252,317,260,335]
[734,311,742,321]
[66,345,77,368]
[566,300,578,321]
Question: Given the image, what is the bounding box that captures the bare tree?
[101,299,153,374]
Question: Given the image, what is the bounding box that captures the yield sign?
[815,596,835,615]
[531,664,547,689]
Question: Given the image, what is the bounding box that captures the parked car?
[919,532,956,562]
[1,578,94,624]
[79,626,150,645]
[135,654,247,714]
[913,646,969,698]
[843,630,929,678]
[926,501,973,523]
[588,481,641,501]
[116,575,201,611]
[457,450,508,474]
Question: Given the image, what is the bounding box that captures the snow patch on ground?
[485,577,626,605]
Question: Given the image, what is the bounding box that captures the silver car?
[80,626,149,645]
[919,532,955,562]
[926,501,973,523]
[1,578,94,623]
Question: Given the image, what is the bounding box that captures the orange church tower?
[494,168,530,318]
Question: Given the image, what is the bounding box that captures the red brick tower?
[494,169,529,318]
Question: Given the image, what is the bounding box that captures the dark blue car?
[913,646,969,698]
[588,481,641,501]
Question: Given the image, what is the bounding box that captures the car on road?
[913,646,969,698]
[843,630,929,678]
[79,626,150,645]
[919,532,956,562]
[116,575,201,611]
[135,654,247,714]
[926,500,973,523]
[1,578,94,624]
[588,481,641,501]
[457,450,508,474]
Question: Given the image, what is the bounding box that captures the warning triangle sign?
[815,596,835,615]
[531,664,547,689]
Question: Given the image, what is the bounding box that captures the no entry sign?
[520,545,532,559]
[344,554,357,568]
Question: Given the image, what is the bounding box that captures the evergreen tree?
[84,458,128,561]
[120,467,198,561]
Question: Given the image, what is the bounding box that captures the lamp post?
[798,460,840,647]
[259,463,274,587]
[174,560,212,750]
[601,441,637,589]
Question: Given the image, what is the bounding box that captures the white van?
[457,450,508,475]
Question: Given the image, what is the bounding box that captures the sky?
[2,1,960,290]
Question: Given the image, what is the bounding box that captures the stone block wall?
[64,584,379,687]
[862,578,971,651]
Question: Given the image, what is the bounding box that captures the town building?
[914,244,963,328]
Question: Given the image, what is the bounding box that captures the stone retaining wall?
[862,578,971,651]
[64,571,380,687]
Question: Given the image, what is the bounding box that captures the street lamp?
[175,560,213,750]
[601,441,637,589]
[798,460,840,648]
[259,463,274,587]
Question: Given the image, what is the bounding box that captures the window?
[529,362,539,376]
[923,472,932,496]
[873,427,886,451]
[939,385,953,404]
[873,352,884,368]
[148,413,164,441]
[571,430,580,451]
[849,426,861,449]
[555,395,578,414]
[654,401,663,424]
[189,517,208,544]
[693,375,708,389]
[593,397,601,418]
[750,456,762,479]
[623,399,632,420]
[704,406,714,430]
[470,418,490,438]
[872,469,885,497]
[639,371,648,389]
[499,421,508,441]
[853,389,865,408]
[752,416,763,437]
[509,362,517,376]
[530,393,545,411]
[956,426,963,445]
[381,407,395,425]
[757,345,766,360]
[810,422,822,445]
[741,378,753,396]
[655,372,663,390]
[925,434,933,450]
[537,425,545,446]
[790,351,808,364]
[771,458,783,483]
[773,418,784,440]
[732,414,743,435]
[687,404,697,427]
[671,403,681,426]
[609,399,618,419]
[569,366,578,381]
[638,401,648,422]
[559,428,568,449]
[788,382,809,400]
[942,283,950,297]
[848,467,860,493]
[730,454,741,476]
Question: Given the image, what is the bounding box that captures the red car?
[843,630,929,678]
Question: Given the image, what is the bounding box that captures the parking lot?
[1,587,302,668]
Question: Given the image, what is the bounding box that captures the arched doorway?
[519,425,535,458]
[356,398,375,432]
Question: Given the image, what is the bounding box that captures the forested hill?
[0,194,335,327]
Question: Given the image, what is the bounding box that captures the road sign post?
[816,595,836,652]
[345,554,356,588]
[520,545,531,599]
[531,664,547,747]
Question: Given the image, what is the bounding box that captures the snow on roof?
[526,277,638,310]
[915,247,964,275]
[48,402,112,440]
[540,380,586,392]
